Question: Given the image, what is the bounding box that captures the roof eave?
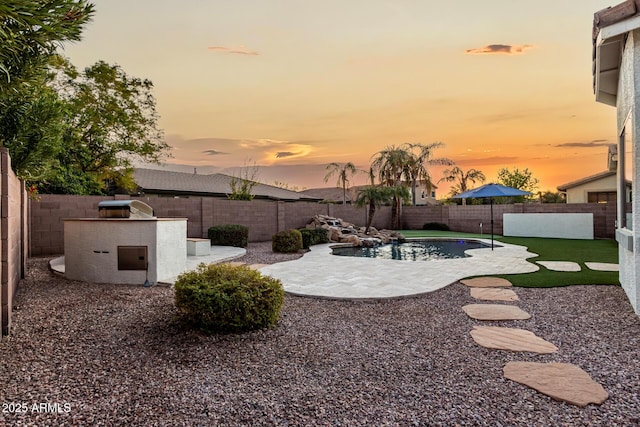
[594,14,640,106]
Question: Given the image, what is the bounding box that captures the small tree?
[540,191,566,203]
[228,161,259,201]
[354,186,392,234]
[324,162,359,205]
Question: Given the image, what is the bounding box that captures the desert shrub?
[174,263,284,334]
[299,228,329,249]
[422,222,450,231]
[272,229,303,253]
[208,224,248,247]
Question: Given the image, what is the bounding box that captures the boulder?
[306,214,404,247]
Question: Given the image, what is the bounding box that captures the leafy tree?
[496,167,539,192]
[0,83,66,180]
[37,59,169,194]
[404,142,453,206]
[496,167,539,203]
[324,162,359,205]
[0,0,94,91]
[354,186,392,234]
[0,1,94,186]
[439,166,486,205]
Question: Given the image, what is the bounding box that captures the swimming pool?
[331,239,494,261]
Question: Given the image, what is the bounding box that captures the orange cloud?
[208,45,259,55]
[465,44,534,55]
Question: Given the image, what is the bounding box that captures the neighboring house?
[302,182,438,205]
[133,168,321,202]
[557,170,631,203]
[593,0,640,315]
[301,187,356,204]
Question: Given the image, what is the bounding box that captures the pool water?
[331,239,493,261]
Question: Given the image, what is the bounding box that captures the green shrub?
[174,263,284,334]
[299,228,329,249]
[208,224,248,247]
[272,229,303,253]
[422,222,450,231]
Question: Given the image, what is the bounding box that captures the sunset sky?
[63,0,620,195]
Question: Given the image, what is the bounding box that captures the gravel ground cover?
[0,243,639,426]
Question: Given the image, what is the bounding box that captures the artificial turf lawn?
[399,231,620,288]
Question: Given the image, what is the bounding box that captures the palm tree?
[439,166,486,205]
[404,142,454,206]
[370,145,411,229]
[354,186,392,234]
[324,162,359,205]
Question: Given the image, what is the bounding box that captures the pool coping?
[258,237,540,299]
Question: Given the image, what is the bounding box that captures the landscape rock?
[503,362,609,407]
[306,215,405,247]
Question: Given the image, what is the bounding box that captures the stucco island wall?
[64,218,187,285]
[503,213,594,240]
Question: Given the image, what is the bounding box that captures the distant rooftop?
[133,168,321,202]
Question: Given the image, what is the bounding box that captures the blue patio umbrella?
[453,183,532,250]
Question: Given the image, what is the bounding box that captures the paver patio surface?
[259,240,538,298]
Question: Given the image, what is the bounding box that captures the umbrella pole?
[491,198,494,250]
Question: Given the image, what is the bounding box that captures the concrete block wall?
[1,148,28,335]
[401,203,616,238]
[30,194,618,257]
[30,195,104,256]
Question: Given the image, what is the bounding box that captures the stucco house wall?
[615,28,640,315]
[564,174,618,203]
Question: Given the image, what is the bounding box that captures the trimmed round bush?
[272,229,303,253]
[299,228,329,249]
[208,224,248,247]
[174,263,284,334]
[422,222,450,231]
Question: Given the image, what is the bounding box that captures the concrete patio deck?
[259,239,539,299]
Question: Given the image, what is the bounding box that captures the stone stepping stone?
[536,261,581,272]
[470,326,557,353]
[585,262,619,272]
[504,361,609,407]
[462,304,531,320]
[461,277,513,288]
[470,287,519,302]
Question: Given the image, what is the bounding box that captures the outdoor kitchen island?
[63,200,187,285]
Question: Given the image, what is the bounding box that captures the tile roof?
[133,168,320,201]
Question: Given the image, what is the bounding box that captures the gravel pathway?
[0,246,639,426]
